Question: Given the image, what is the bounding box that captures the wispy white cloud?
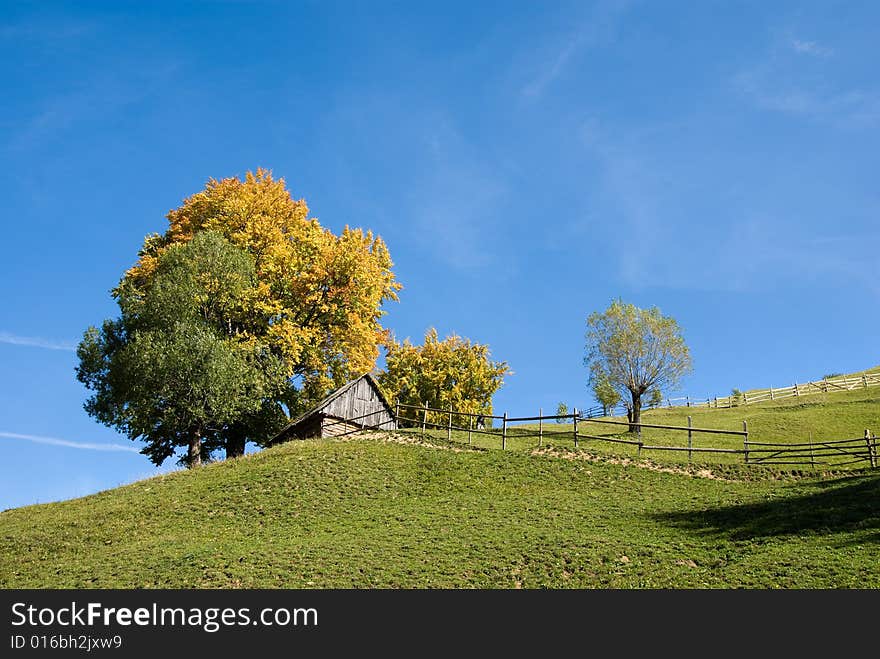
[521,34,585,98]
[790,38,833,57]
[409,119,508,270]
[733,39,879,128]
[318,93,511,272]
[520,0,629,99]
[6,61,180,153]
[0,332,75,351]
[0,431,139,453]
[576,118,880,294]
[735,69,880,126]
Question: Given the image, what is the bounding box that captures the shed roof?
[269,373,393,443]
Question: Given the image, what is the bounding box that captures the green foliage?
[592,371,621,414]
[76,232,288,467]
[585,299,692,426]
[648,388,663,409]
[731,388,743,407]
[823,373,843,379]
[123,168,401,424]
[2,435,878,588]
[378,328,510,427]
[555,402,568,423]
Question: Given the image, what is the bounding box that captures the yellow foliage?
[122,168,401,407]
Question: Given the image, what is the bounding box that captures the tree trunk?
[629,391,642,434]
[226,432,246,460]
[188,432,202,468]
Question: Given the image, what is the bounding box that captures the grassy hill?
[2,433,879,588]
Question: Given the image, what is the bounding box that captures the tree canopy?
[125,168,400,409]
[76,231,287,466]
[584,300,692,431]
[77,169,400,465]
[377,328,510,427]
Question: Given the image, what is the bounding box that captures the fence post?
[538,407,543,447]
[864,374,869,389]
[743,420,749,464]
[866,429,876,469]
[447,407,452,442]
[687,416,693,464]
[743,391,748,405]
[843,374,850,389]
[502,412,508,451]
[794,383,799,397]
[468,416,472,445]
[809,431,815,469]
[422,401,428,438]
[395,398,400,427]
[770,387,774,400]
[714,397,718,408]
[573,408,579,448]
[822,377,828,393]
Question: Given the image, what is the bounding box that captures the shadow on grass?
[653,474,880,544]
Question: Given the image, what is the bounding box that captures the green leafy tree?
[555,402,569,423]
[124,168,401,432]
[76,232,288,467]
[591,372,621,416]
[730,388,743,407]
[377,328,510,427]
[82,170,400,460]
[585,300,692,432]
[648,388,663,409]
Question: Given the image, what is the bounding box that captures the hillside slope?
[2,434,878,588]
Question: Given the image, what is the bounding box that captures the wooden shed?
[269,374,397,444]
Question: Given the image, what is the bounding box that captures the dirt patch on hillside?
[530,446,740,482]
[338,431,485,453]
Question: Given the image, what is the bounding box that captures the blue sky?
[1,1,878,509]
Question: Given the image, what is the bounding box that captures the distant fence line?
[580,371,880,418]
[388,401,879,470]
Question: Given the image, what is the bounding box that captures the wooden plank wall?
[321,418,366,438]
[322,377,395,431]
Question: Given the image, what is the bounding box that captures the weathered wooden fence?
[656,371,880,411]
[391,401,879,470]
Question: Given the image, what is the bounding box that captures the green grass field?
[2,433,879,588]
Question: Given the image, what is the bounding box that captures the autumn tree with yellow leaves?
[78,169,400,464]
[377,329,510,427]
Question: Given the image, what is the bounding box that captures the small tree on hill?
[555,402,569,423]
[648,388,663,409]
[377,329,510,427]
[731,388,743,407]
[592,372,621,416]
[585,300,692,433]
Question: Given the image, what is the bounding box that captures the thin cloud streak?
[521,34,584,98]
[0,431,139,453]
[0,332,75,351]
[520,0,629,99]
[790,38,833,57]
